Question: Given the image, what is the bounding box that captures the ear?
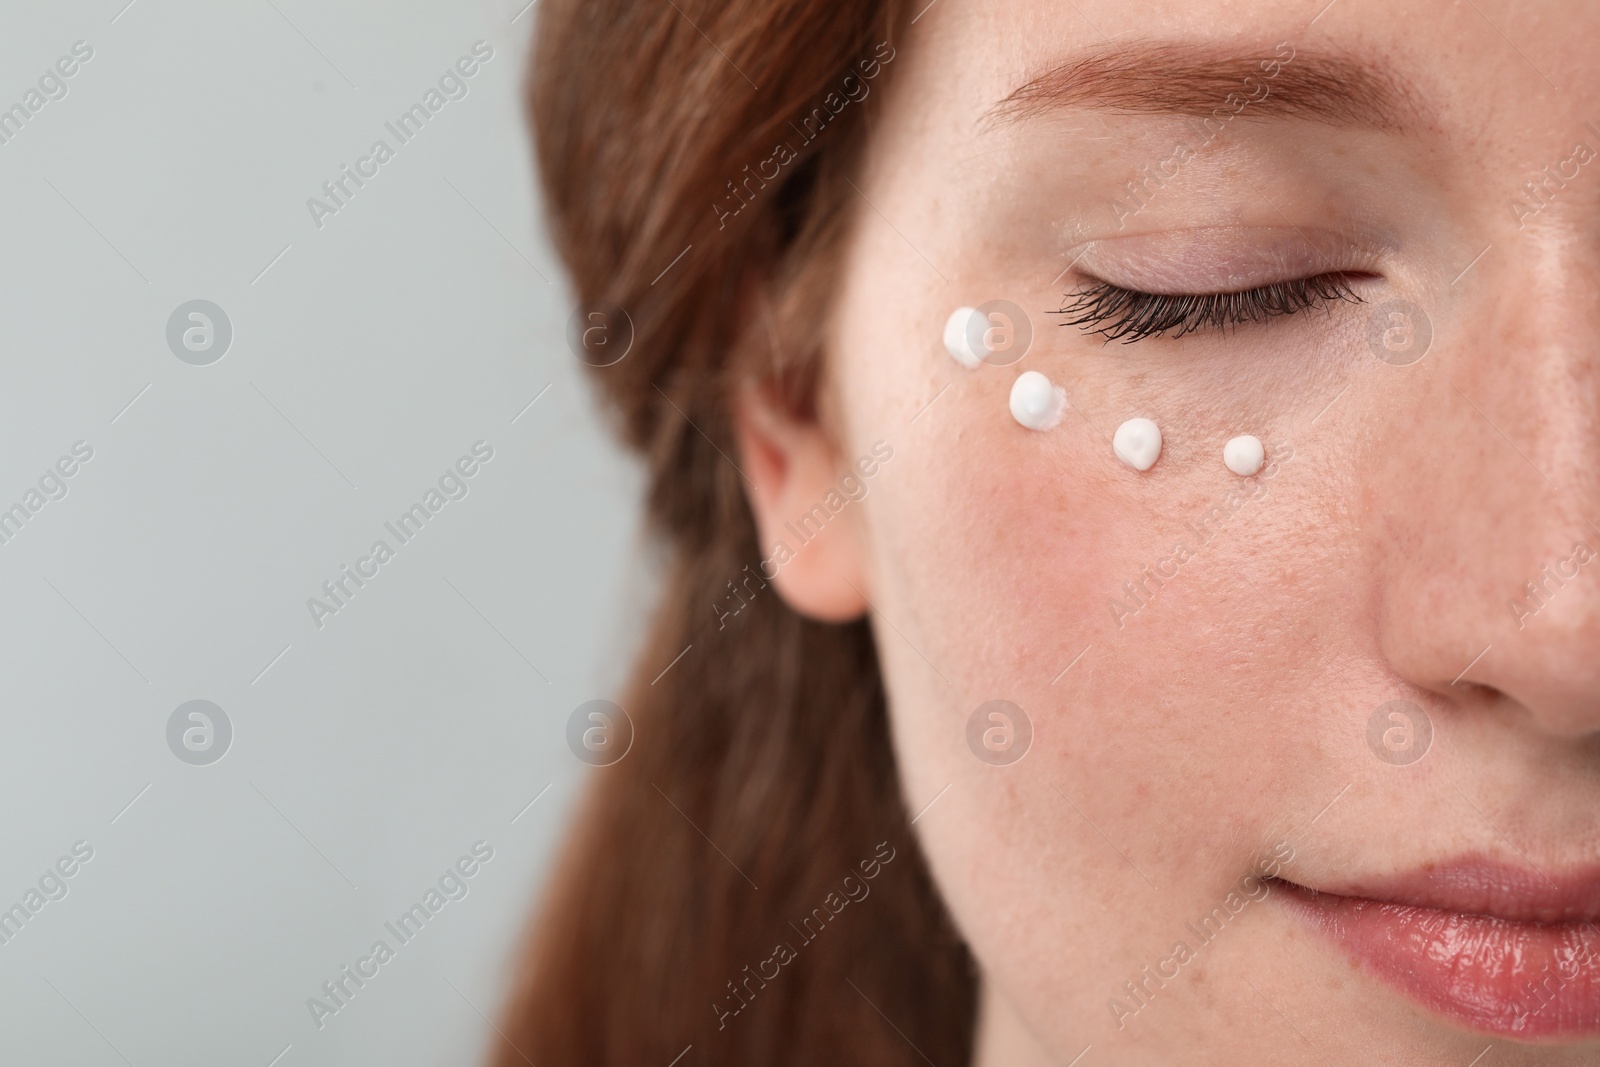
[733,381,869,622]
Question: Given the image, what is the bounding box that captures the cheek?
[869,402,1117,688]
[846,383,1161,924]
[825,165,1368,1050]
[836,326,1342,1038]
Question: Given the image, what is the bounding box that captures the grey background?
[0,1,644,1064]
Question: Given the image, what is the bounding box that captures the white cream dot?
[1113,418,1162,471]
[1224,435,1265,476]
[943,307,985,369]
[1009,371,1065,431]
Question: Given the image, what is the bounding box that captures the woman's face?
[815,0,1600,1062]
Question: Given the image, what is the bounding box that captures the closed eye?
[1055,273,1366,343]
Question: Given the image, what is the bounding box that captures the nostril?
[1449,680,1499,701]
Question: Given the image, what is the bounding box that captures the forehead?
[889,0,1589,157]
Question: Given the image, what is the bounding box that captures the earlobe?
[733,382,869,623]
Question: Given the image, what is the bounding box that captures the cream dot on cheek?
[1224,434,1265,476]
[1009,371,1065,431]
[943,307,985,369]
[1113,418,1162,471]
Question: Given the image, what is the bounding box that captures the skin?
[734,1,1600,1063]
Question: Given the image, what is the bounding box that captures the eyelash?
[1055,273,1364,343]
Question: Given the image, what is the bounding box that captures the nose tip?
[1369,437,1600,740]
[1368,231,1600,742]
[1456,551,1600,739]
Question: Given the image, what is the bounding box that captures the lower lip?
[1278,881,1600,1040]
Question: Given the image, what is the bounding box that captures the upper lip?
[1280,857,1600,925]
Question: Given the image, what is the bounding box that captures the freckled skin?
[798,1,1600,1063]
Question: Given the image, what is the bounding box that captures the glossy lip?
[1318,861,1600,925]
[1276,860,1600,1041]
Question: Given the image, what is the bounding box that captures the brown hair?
[491,0,977,1064]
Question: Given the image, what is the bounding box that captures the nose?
[1370,240,1600,739]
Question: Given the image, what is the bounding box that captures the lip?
[1276,860,1600,1041]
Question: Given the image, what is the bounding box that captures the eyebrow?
[988,41,1421,131]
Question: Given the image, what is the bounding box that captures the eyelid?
[1057,273,1364,342]
[1065,225,1384,295]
